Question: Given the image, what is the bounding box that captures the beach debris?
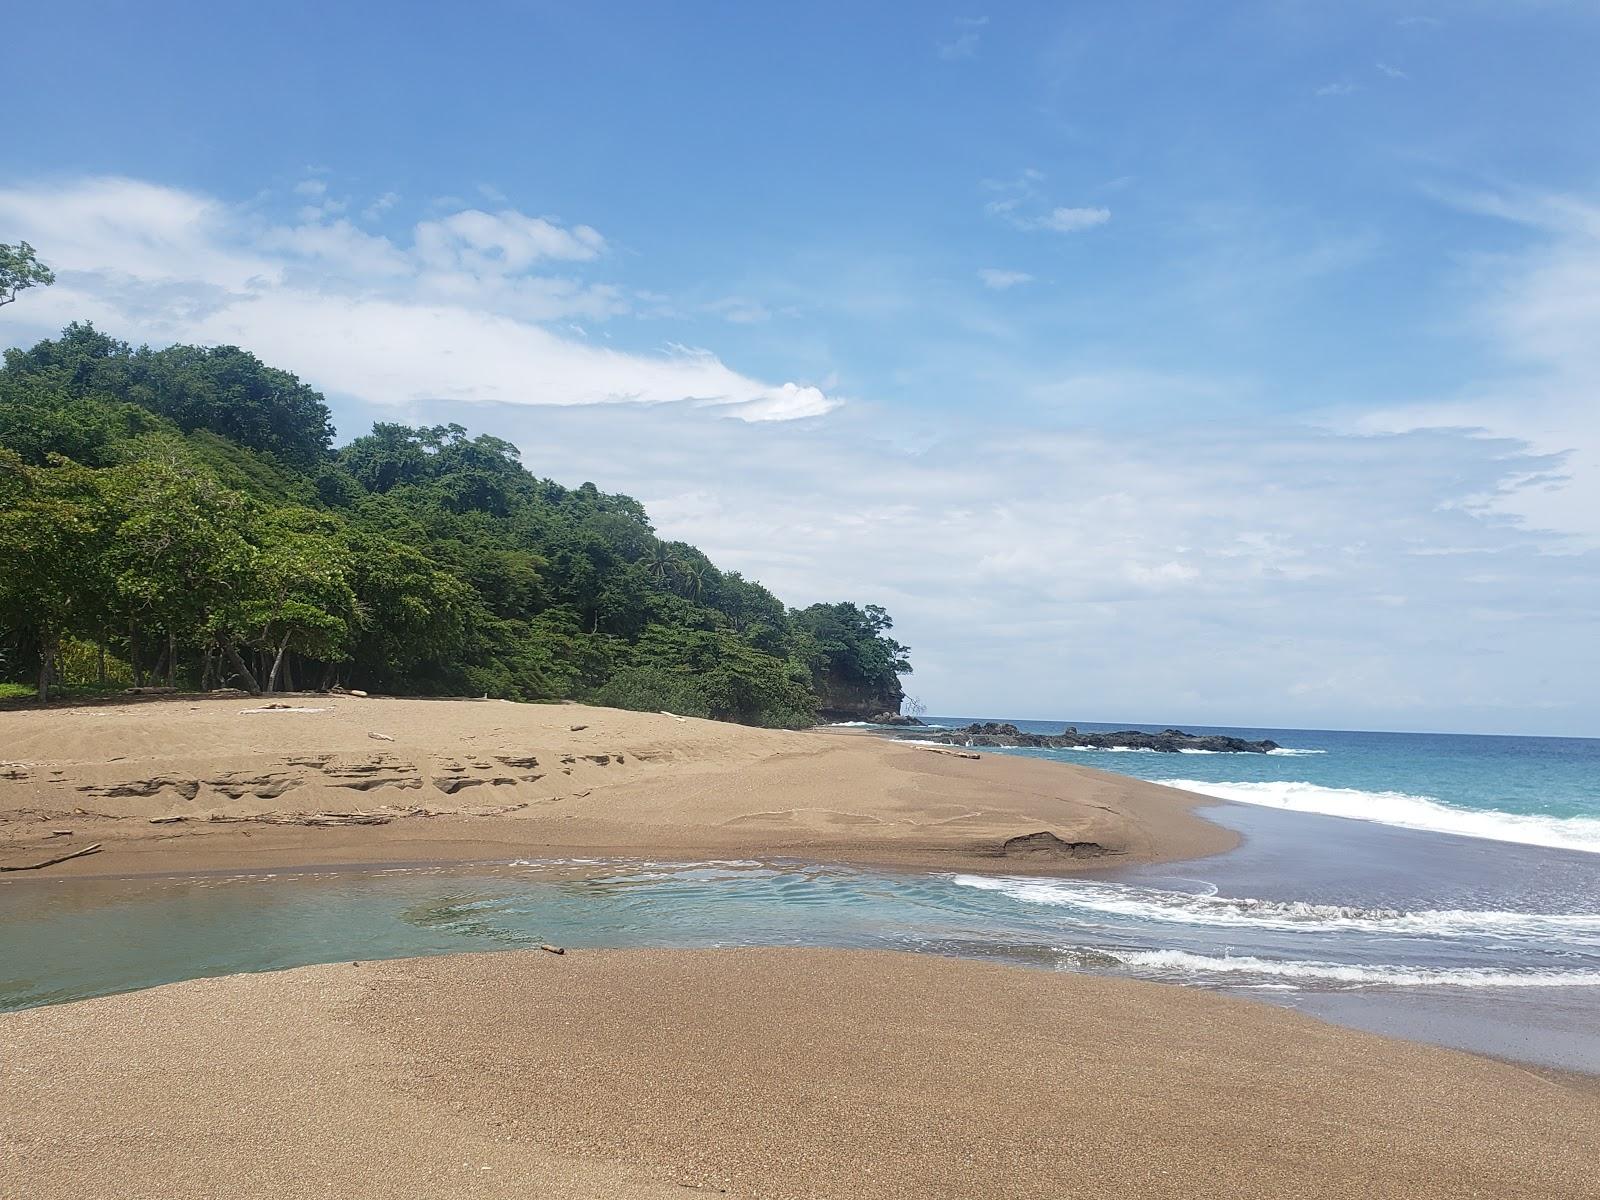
[349,689,369,697]
[569,724,588,732]
[205,811,393,827]
[368,732,395,741]
[149,816,188,824]
[49,829,73,837]
[540,944,565,955]
[239,704,329,714]
[659,711,688,722]
[124,685,177,695]
[909,745,981,761]
[0,842,103,872]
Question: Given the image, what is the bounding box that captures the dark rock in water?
[868,711,925,726]
[997,831,1110,859]
[924,722,1277,754]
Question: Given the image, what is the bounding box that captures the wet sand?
[4,947,1597,1200]
[0,695,1234,878]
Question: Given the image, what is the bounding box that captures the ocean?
[911,717,1600,854]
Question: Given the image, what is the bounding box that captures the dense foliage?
[0,324,910,725]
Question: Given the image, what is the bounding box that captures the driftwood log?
[0,842,104,872]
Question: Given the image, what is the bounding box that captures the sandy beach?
[4,947,1597,1200]
[0,694,1233,877]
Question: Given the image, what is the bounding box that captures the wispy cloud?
[0,176,836,422]
[978,268,1033,290]
[1315,81,1358,97]
[1359,187,1600,543]
[1022,206,1110,233]
[983,170,1111,234]
[1376,61,1409,79]
[936,15,988,61]
[705,296,773,323]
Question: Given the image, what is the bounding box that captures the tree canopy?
[0,242,55,308]
[0,324,910,724]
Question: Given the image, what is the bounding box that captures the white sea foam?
[948,875,1600,939]
[1266,747,1327,756]
[1094,949,1600,989]
[1166,778,1600,855]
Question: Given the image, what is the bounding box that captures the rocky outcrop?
[867,711,924,727]
[814,671,907,723]
[922,723,1278,754]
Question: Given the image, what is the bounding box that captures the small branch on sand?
[908,745,981,761]
[540,944,566,955]
[205,811,393,827]
[0,842,103,872]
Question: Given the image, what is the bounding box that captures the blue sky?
[6,1,1600,734]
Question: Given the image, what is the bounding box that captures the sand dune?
[4,948,1596,1200]
[0,694,1233,876]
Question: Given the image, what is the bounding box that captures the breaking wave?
[1165,779,1600,854]
[949,875,1600,940]
[1090,948,1600,989]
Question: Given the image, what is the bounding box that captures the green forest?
[0,322,911,726]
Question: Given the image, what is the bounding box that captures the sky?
[5,1,1599,736]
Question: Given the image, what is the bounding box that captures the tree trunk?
[96,642,107,685]
[37,629,54,704]
[220,639,262,695]
[166,633,177,689]
[131,625,144,688]
[266,632,292,693]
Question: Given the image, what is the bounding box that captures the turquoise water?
[5,850,1599,1012]
[910,718,1600,853]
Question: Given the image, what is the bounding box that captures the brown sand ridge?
[4,948,1597,1200]
[0,694,1233,876]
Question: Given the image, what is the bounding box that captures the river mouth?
[6,804,1599,1073]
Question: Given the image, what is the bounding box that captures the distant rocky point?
[921,723,1278,754]
[868,712,925,727]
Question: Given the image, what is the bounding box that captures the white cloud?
[362,191,400,221]
[1376,61,1409,79]
[413,208,605,274]
[978,268,1033,289]
[1315,82,1357,96]
[1026,206,1111,234]
[0,177,835,422]
[983,171,1110,234]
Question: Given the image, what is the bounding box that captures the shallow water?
[4,804,1597,1070]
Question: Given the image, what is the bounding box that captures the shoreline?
[0,694,1238,881]
[5,945,1597,1200]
